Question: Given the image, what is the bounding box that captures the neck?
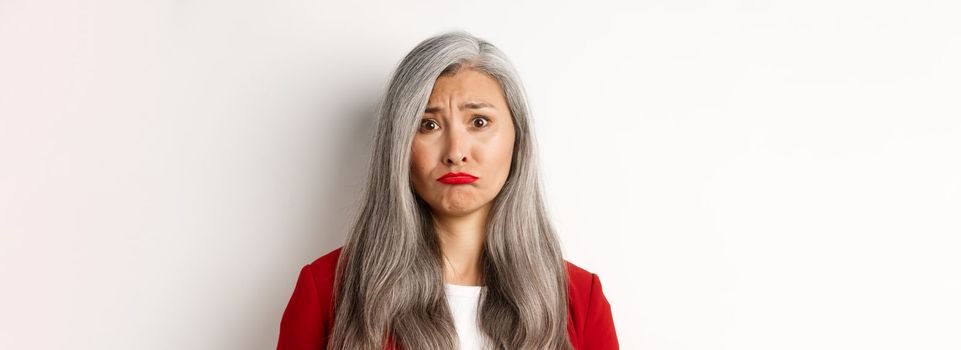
[433,203,491,286]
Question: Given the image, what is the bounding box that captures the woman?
[277,31,619,350]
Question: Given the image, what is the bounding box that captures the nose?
[444,127,468,166]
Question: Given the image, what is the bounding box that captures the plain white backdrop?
[1,0,959,349]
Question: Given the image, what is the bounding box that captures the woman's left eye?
[472,116,490,128]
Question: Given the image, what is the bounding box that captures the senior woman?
[277,31,619,350]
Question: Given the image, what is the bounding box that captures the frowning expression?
[410,68,516,217]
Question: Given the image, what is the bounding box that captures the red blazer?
[277,247,619,349]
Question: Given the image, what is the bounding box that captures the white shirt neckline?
[444,283,485,297]
[443,283,491,349]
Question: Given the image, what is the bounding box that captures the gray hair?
[329,30,571,350]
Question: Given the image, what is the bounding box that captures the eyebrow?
[424,101,495,114]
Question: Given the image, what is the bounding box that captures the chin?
[435,202,482,217]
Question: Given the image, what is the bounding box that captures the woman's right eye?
[420,119,439,132]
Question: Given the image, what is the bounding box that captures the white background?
[2,0,959,349]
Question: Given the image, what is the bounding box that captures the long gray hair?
[329,31,571,350]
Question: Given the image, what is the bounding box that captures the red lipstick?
[437,172,478,185]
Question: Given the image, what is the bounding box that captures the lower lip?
[438,176,478,185]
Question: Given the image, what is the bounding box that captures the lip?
[437,172,478,185]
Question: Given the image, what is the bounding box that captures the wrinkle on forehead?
[425,69,508,115]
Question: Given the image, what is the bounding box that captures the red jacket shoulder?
[564,259,595,330]
[277,247,342,350]
[307,246,342,283]
[565,259,595,293]
[564,259,620,349]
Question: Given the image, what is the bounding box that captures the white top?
[444,283,492,350]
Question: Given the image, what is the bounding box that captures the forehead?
[427,69,507,107]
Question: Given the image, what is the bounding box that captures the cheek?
[410,142,432,178]
[476,133,515,178]
[495,129,516,169]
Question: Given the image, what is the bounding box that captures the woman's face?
[410,68,516,218]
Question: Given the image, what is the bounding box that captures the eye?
[472,116,490,128]
[420,119,439,132]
